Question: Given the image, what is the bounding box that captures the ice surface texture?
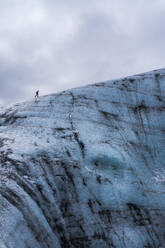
[0,69,165,247]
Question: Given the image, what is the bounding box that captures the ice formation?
[0,69,165,247]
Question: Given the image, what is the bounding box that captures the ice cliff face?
[0,69,165,248]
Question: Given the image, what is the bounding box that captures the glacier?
[0,68,165,247]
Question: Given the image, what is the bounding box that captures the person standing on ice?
[35,90,39,98]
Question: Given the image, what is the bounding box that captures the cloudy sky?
[0,0,165,106]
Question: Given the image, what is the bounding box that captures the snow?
[0,68,165,247]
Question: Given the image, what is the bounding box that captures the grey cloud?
[0,0,165,106]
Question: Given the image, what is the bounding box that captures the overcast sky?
[0,0,165,106]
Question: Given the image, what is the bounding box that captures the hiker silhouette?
[35,90,39,98]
